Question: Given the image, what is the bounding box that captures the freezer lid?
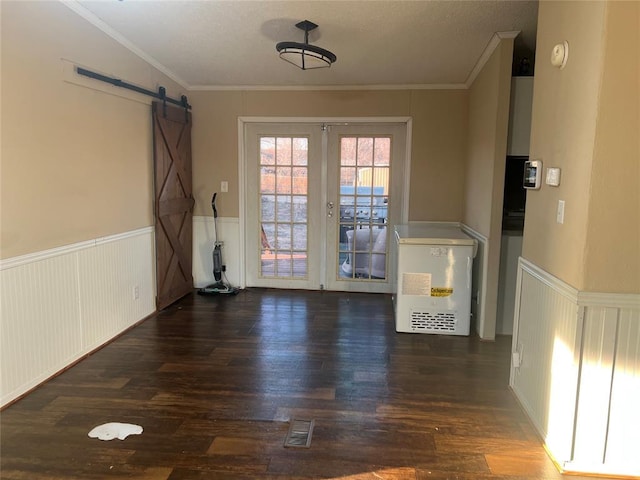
[394,224,476,246]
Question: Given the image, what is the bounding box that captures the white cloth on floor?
[88,422,143,441]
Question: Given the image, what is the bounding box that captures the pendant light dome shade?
[276,20,337,70]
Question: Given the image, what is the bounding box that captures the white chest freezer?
[393,224,476,335]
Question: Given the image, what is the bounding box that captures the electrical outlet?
[133,285,139,300]
[221,181,228,193]
[512,352,521,368]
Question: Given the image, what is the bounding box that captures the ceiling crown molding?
[465,31,520,88]
[60,0,189,89]
[59,2,521,92]
[187,83,468,92]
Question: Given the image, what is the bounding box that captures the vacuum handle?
[211,193,218,218]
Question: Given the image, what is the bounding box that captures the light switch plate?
[557,200,565,224]
[546,167,561,186]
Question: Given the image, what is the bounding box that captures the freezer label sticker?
[430,247,450,256]
[402,273,432,296]
[431,287,453,297]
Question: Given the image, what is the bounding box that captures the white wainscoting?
[568,293,640,476]
[0,227,156,407]
[460,224,487,338]
[511,258,640,477]
[192,216,241,289]
[510,259,581,463]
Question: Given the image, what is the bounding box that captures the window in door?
[259,136,309,279]
[337,136,390,281]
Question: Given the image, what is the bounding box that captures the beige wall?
[0,2,473,263]
[0,1,185,259]
[522,0,607,290]
[583,1,640,293]
[462,38,514,339]
[190,89,468,221]
[463,40,513,237]
[523,0,639,293]
[408,90,469,221]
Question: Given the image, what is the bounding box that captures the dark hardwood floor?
[1,289,602,479]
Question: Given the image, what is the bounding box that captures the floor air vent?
[284,419,314,448]
[411,310,457,332]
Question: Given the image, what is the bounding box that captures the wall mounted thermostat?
[523,160,543,189]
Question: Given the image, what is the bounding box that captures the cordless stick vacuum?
[197,193,239,296]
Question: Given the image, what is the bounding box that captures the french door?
[245,122,406,293]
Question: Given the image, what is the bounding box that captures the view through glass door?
[245,122,406,293]
[245,124,322,290]
[325,124,406,293]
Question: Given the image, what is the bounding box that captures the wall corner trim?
[460,223,488,243]
[518,257,579,302]
[465,31,520,88]
[460,223,490,339]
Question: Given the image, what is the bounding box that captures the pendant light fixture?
[276,20,337,70]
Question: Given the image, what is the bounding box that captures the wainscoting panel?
[193,216,240,288]
[605,307,640,472]
[0,253,82,405]
[512,258,640,477]
[77,231,155,350]
[0,227,155,407]
[571,305,618,467]
[568,301,640,476]
[510,260,580,463]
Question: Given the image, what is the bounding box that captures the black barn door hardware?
[76,67,191,112]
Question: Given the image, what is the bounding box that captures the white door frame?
[237,116,413,289]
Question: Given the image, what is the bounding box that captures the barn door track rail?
[76,66,191,111]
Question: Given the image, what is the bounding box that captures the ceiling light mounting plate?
[296,20,318,37]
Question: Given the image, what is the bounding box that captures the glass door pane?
[259,137,309,279]
[338,136,390,281]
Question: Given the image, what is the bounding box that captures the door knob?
[327,201,334,218]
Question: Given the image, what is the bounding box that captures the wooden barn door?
[152,102,194,310]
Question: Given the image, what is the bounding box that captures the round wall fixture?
[550,41,569,69]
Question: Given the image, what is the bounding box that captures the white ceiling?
[69,0,538,90]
